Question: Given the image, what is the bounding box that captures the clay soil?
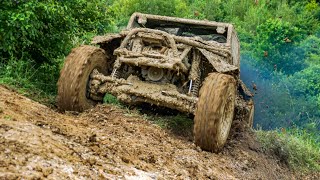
[0,85,315,179]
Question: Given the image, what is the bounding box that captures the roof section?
[127,12,233,30]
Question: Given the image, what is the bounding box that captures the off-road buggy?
[57,13,254,152]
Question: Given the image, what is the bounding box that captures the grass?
[0,59,61,106]
[103,93,121,105]
[256,128,320,172]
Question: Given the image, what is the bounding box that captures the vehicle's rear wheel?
[57,45,108,112]
[194,73,236,152]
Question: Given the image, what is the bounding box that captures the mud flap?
[238,80,253,101]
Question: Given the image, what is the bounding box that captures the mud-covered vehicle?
[57,13,254,152]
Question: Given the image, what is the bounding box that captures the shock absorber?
[191,75,201,96]
[188,49,201,96]
[111,59,122,79]
[111,68,120,79]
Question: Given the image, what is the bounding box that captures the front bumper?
[89,70,197,114]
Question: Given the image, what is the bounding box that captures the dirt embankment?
[0,85,311,179]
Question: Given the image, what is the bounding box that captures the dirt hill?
[0,85,306,179]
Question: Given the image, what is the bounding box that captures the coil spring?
[111,68,120,79]
[191,77,201,96]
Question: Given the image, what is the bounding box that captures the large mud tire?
[194,73,236,152]
[57,45,108,112]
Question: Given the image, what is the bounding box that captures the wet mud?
[0,85,305,179]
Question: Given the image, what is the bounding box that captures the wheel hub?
[147,67,164,81]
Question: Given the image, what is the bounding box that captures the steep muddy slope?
[0,85,298,179]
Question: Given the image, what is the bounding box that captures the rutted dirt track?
[0,85,311,179]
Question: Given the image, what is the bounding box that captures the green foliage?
[285,65,320,124]
[0,58,61,104]
[60,0,110,34]
[306,0,318,12]
[288,65,320,97]
[256,128,320,172]
[254,18,305,74]
[0,0,110,64]
[241,26,320,130]
[1,1,71,63]
[184,0,224,21]
[300,34,320,65]
[0,0,110,100]
[103,94,120,105]
[107,0,189,30]
[241,55,320,130]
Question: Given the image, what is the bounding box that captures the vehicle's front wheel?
[194,73,236,152]
[57,45,108,112]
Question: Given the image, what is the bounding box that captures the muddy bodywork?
[89,13,252,115]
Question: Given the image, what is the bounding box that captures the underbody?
[89,69,198,113]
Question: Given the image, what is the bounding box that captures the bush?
[241,54,320,130]
[0,0,110,98]
[288,65,320,98]
[256,128,320,172]
[0,0,110,64]
[0,58,62,104]
[254,18,306,74]
[300,35,320,65]
[1,1,72,63]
